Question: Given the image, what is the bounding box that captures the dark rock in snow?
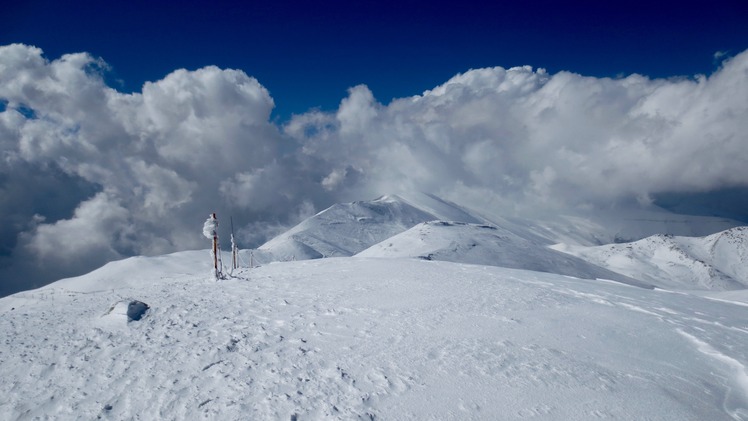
[127,301,150,321]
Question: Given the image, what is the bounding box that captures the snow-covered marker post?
[203,213,221,279]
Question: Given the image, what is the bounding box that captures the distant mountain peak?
[258,194,441,260]
[371,194,405,203]
[252,192,747,290]
[552,227,748,291]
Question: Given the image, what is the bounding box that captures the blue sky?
[4,0,747,122]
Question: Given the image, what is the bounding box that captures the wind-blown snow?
[1,252,747,420]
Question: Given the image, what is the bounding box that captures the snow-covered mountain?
[258,193,742,258]
[257,194,486,261]
[357,221,651,288]
[257,193,743,290]
[2,252,747,420]
[551,226,748,291]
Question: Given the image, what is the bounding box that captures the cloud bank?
[1,43,747,295]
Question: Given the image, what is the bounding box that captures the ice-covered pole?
[203,213,220,278]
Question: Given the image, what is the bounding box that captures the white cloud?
[22,191,130,263]
[321,168,347,191]
[337,85,379,135]
[218,162,293,211]
[288,51,748,210]
[0,44,297,294]
[1,43,748,295]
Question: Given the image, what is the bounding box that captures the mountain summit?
[258,194,484,260]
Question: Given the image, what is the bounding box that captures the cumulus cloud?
[1,43,748,296]
[0,43,317,294]
[288,54,748,211]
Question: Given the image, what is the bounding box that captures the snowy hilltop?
[1,194,748,419]
[1,253,747,420]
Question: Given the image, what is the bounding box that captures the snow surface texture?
[552,226,748,291]
[2,253,748,420]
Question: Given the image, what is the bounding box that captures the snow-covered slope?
[395,192,487,225]
[258,194,742,265]
[1,252,747,420]
[256,194,745,291]
[476,205,743,247]
[258,194,484,260]
[357,221,651,288]
[551,226,748,291]
[396,193,739,247]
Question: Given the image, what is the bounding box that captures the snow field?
[1,254,747,420]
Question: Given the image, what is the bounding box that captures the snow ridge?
[551,227,748,290]
[357,221,651,288]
